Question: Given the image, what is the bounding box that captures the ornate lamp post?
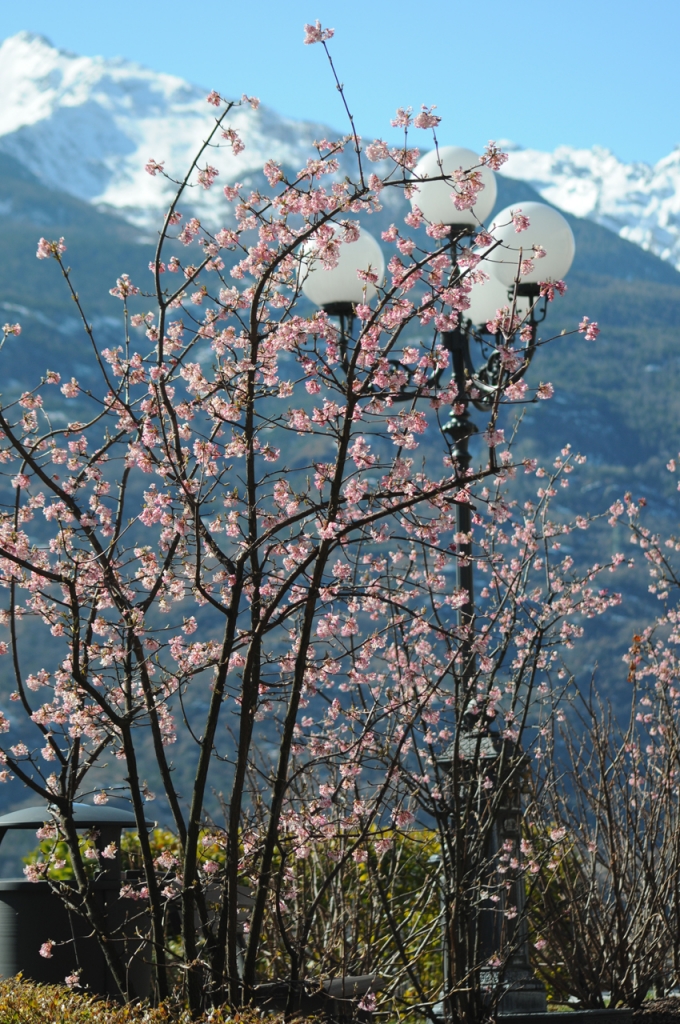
[409,155,576,691]
[299,152,576,1019]
[410,155,576,1020]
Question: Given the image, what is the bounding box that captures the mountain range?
[0,29,678,821]
[1,30,680,273]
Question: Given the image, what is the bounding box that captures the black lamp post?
[300,151,576,1021]
[408,149,575,1020]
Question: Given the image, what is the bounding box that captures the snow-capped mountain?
[1,31,680,271]
[0,32,348,228]
[501,142,680,270]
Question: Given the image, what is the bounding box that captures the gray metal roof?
[0,802,150,829]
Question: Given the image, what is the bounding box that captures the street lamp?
[409,159,576,1021]
[299,225,385,368]
[299,155,576,1020]
[490,200,576,288]
[402,182,575,690]
[410,146,497,227]
[466,273,531,328]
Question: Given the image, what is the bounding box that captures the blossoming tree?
[0,22,620,1020]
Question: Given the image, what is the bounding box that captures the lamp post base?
[433,967,546,1022]
[491,964,547,1015]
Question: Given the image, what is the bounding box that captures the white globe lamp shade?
[465,273,531,327]
[410,146,497,227]
[300,227,385,311]
[489,201,575,287]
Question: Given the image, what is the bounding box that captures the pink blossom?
[222,128,245,156]
[457,248,482,270]
[39,940,54,959]
[487,308,521,337]
[579,316,600,340]
[391,107,413,129]
[197,164,220,189]
[481,140,509,171]
[511,210,530,233]
[3,322,21,336]
[483,428,505,448]
[357,267,378,285]
[109,274,140,299]
[206,91,221,106]
[65,972,81,988]
[264,160,284,185]
[60,378,80,399]
[289,409,312,433]
[303,20,335,44]
[446,587,470,609]
[36,237,66,260]
[177,218,201,246]
[539,280,567,301]
[145,159,165,176]
[348,436,376,469]
[413,105,441,129]
[474,229,494,247]
[391,146,420,170]
[504,379,527,402]
[36,824,57,840]
[93,792,109,805]
[365,140,389,162]
[426,223,452,239]
[101,843,118,860]
[537,382,554,400]
[359,993,377,1013]
[317,613,341,638]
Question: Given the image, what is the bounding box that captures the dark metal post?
[435,248,547,1020]
[441,227,478,694]
[322,301,354,375]
[442,324,477,691]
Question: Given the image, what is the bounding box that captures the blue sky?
[2,0,678,165]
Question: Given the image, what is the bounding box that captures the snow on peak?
[501,143,680,269]
[0,32,679,271]
[0,32,344,226]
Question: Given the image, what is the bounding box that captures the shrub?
[0,976,287,1024]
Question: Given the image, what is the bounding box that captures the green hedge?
[0,977,287,1024]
